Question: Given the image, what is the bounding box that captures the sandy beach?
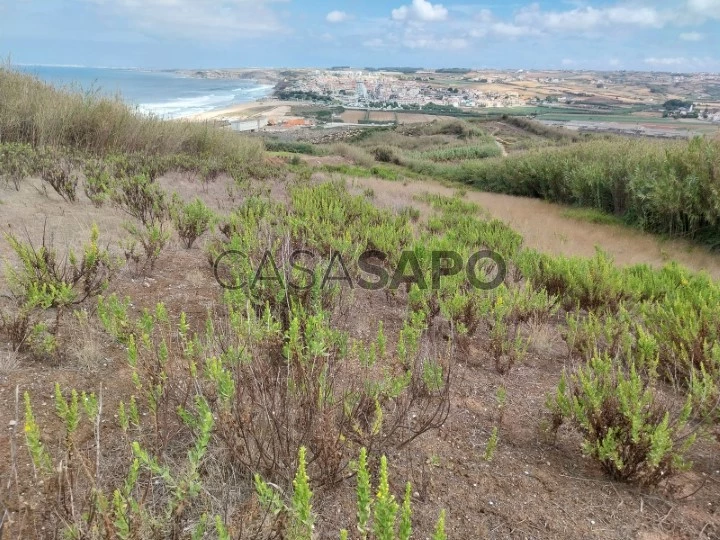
[188,99,297,122]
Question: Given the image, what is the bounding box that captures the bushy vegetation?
[550,353,696,485]
[4,71,720,537]
[0,67,264,161]
[449,136,720,246]
[171,197,216,249]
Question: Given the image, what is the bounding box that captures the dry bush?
[326,142,376,167]
[0,347,19,372]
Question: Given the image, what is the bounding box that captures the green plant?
[112,173,169,226]
[291,446,314,540]
[432,510,447,540]
[356,447,372,538]
[0,142,36,190]
[172,197,215,249]
[39,148,79,202]
[484,427,499,461]
[256,448,445,539]
[123,222,171,272]
[4,223,118,307]
[549,353,696,485]
[83,158,114,206]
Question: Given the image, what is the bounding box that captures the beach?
[187,99,298,123]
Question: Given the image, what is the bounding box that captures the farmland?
[1,67,720,539]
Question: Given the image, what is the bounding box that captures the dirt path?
[350,176,720,279]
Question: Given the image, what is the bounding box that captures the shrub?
[171,197,215,249]
[123,222,171,272]
[112,173,169,226]
[39,148,79,202]
[373,146,400,164]
[255,447,446,539]
[549,353,697,485]
[4,223,118,307]
[0,142,36,190]
[83,158,114,206]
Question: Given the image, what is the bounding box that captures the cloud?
[392,0,448,22]
[467,2,667,41]
[687,0,720,20]
[488,22,535,39]
[83,0,284,40]
[679,31,704,41]
[513,3,666,33]
[403,36,468,49]
[644,57,689,66]
[363,38,386,49]
[326,10,349,23]
[644,56,719,70]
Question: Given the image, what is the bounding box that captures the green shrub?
[171,197,215,249]
[39,148,79,202]
[4,223,118,307]
[549,353,696,485]
[83,158,114,206]
[112,173,169,226]
[0,142,37,190]
[264,139,317,155]
[123,222,171,272]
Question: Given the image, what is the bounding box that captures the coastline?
[187,99,298,122]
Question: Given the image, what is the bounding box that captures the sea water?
[16,65,274,119]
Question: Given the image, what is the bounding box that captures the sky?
[1,0,719,71]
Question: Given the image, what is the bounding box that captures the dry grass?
[325,142,376,167]
[0,348,19,373]
[0,67,264,162]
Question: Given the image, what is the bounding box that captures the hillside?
[1,69,720,539]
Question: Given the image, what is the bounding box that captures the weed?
[484,427,499,461]
[83,158,114,206]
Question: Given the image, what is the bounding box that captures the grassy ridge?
[0,67,263,162]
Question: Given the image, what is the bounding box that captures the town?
[273,68,720,120]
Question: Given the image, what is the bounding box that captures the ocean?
[16,65,274,119]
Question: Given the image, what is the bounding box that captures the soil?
[1,172,719,539]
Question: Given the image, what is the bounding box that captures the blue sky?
[1,0,719,70]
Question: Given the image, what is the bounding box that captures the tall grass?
[418,136,720,246]
[0,67,263,162]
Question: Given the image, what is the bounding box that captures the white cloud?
[514,3,666,33]
[644,56,718,70]
[561,58,576,66]
[489,22,534,38]
[363,38,386,49]
[392,0,448,22]
[84,0,284,39]
[679,31,704,41]
[326,10,349,23]
[403,36,468,49]
[687,0,720,19]
[644,57,688,66]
